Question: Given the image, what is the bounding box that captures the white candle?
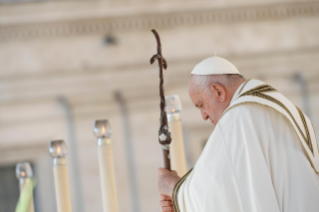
[166,95,187,176]
[94,120,119,212]
[16,162,35,212]
[49,140,72,212]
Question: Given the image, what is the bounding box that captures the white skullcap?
[191,56,240,75]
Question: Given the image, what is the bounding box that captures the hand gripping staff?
[150,29,172,171]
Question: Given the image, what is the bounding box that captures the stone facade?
[0,0,319,211]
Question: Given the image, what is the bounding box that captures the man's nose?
[201,111,209,121]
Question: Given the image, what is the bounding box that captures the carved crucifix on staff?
[150,29,172,171]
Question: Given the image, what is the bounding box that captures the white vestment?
[173,79,319,212]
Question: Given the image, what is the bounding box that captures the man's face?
[188,80,227,125]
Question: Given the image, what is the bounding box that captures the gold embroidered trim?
[221,101,319,174]
[240,84,277,96]
[239,89,314,156]
[237,79,251,96]
[296,107,313,154]
[311,121,319,152]
[172,168,193,212]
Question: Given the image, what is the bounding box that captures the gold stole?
[225,79,319,173]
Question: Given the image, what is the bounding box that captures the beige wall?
[0,0,319,211]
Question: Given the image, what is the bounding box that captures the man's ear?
[211,83,226,102]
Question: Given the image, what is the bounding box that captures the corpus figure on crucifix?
[157,56,319,212]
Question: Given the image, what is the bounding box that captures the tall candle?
[166,95,187,176]
[93,120,119,212]
[49,140,72,212]
[16,162,35,212]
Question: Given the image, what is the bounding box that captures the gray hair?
[191,74,245,94]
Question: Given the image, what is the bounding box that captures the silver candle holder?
[166,95,182,122]
[49,140,68,165]
[94,119,113,145]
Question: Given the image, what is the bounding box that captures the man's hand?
[158,168,180,197]
[160,194,174,212]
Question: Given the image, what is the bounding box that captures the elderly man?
[158,57,319,212]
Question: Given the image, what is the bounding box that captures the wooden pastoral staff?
[150,29,172,171]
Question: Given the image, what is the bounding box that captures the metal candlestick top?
[165,95,182,114]
[49,140,68,158]
[16,162,33,179]
[93,119,113,139]
[166,95,182,122]
[49,140,68,165]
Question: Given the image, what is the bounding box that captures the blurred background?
[0,0,319,211]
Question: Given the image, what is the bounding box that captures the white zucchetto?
[191,56,240,75]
